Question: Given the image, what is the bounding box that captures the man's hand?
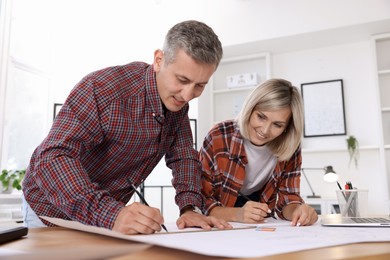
[112,202,165,234]
[176,211,233,230]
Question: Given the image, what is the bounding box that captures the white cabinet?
[373,33,390,197]
[304,198,340,215]
[0,193,23,222]
[211,53,271,124]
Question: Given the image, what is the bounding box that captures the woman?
[199,78,318,226]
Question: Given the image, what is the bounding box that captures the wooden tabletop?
[2,227,390,260]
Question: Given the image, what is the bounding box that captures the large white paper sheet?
[42,216,390,258]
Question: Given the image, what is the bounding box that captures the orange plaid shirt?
[199,120,304,219]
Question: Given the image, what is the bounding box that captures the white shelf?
[378,69,390,75]
[0,193,22,199]
[373,33,390,199]
[213,86,256,94]
[302,145,379,154]
[211,52,271,123]
[220,53,271,65]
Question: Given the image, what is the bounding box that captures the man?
[22,20,231,234]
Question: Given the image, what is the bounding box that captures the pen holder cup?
[336,189,368,218]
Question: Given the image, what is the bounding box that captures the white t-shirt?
[240,139,277,195]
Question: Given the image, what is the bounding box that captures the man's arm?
[31,78,123,229]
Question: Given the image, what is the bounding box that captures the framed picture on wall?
[301,79,346,137]
[189,119,197,150]
[53,103,63,120]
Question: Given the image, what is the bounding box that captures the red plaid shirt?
[23,62,202,229]
[199,120,303,219]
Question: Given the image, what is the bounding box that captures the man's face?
[153,49,216,112]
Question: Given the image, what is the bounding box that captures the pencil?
[238,191,277,220]
[337,181,343,191]
[129,182,168,232]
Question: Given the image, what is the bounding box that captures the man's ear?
[153,49,164,72]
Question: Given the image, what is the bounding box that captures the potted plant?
[0,169,26,193]
[346,135,359,169]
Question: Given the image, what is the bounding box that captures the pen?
[128,181,168,232]
[238,191,277,220]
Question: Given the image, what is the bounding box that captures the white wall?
[215,0,390,46]
[274,41,379,150]
[46,0,390,103]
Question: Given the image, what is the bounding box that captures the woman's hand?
[285,203,318,226]
[236,201,271,224]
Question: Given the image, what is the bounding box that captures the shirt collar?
[145,65,164,117]
[229,122,248,164]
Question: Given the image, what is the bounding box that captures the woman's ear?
[153,49,164,72]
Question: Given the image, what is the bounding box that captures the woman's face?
[247,107,291,146]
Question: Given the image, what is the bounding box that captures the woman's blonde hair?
[236,78,303,161]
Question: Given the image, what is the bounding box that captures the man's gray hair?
[163,20,223,68]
